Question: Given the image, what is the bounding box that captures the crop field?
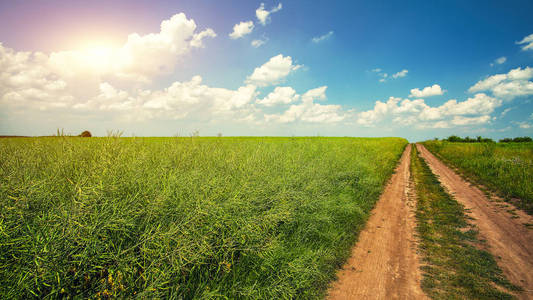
[0,137,407,299]
[423,141,533,213]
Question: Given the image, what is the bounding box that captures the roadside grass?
[411,145,520,299]
[0,136,407,299]
[422,141,533,214]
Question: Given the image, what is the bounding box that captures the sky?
[0,0,532,141]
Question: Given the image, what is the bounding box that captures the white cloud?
[392,69,408,79]
[409,84,444,98]
[301,86,327,102]
[229,21,254,39]
[469,66,533,99]
[190,28,217,48]
[256,3,282,26]
[111,13,215,81]
[500,107,513,117]
[517,33,533,51]
[468,74,507,92]
[251,38,267,48]
[312,31,334,43]
[444,94,501,114]
[265,86,346,123]
[514,121,532,129]
[373,69,406,82]
[357,97,425,126]
[507,67,533,80]
[426,116,492,129]
[357,93,501,128]
[256,86,298,106]
[490,56,506,66]
[246,54,301,86]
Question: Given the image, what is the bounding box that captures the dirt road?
[328,144,427,299]
[417,144,533,299]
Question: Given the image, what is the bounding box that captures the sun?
[79,42,117,71]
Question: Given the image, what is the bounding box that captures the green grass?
[422,141,533,214]
[0,136,407,299]
[411,145,519,299]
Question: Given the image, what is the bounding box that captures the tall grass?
[423,141,533,213]
[0,137,406,298]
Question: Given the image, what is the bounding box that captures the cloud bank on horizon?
[0,1,532,138]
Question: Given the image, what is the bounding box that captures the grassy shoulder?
[411,144,519,299]
[422,140,533,214]
[0,137,406,299]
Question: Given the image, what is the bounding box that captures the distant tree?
[514,136,532,142]
[499,136,532,143]
[446,135,462,142]
[80,131,92,137]
[444,135,493,143]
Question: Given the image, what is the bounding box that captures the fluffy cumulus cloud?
[468,67,533,99]
[312,31,334,43]
[265,86,347,123]
[517,33,533,51]
[357,93,501,128]
[140,76,259,118]
[246,54,301,86]
[79,13,214,82]
[229,21,254,39]
[409,84,444,98]
[190,28,217,48]
[256,86,299,106]
[256,3,282,26]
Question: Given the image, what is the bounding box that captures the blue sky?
[0,0,532,140]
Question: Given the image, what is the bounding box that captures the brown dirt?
[417,144,533,300]
[327,144,428,300]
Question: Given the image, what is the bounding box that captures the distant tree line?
[437,135,532,143]
[441,135,495,143]
[498,136,532,143]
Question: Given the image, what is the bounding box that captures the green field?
[0,137,406,299]
[422,141,533,213]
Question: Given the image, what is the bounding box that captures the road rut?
[327,144,427,300]
[417,144,533,299]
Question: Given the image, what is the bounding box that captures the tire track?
[327,144,427,300]
[417,144,533,299]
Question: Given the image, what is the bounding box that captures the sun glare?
[80,42,117,70]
